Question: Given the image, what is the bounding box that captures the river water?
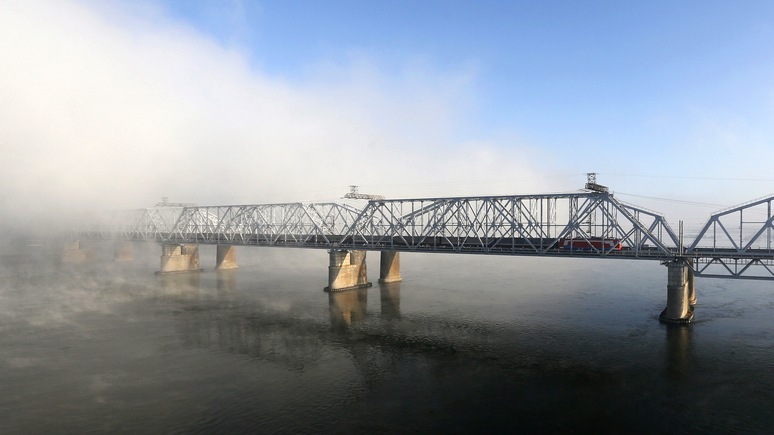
[1,244,772,433]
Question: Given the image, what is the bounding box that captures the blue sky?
[2,0,774,224]
[159,0,774,184]
[160,2,771,117]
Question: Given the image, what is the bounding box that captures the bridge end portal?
[659,258,695,324]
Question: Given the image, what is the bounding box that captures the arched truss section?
[164,203,363,246]
[336,193,679,258]
[129,208,184,239]
[67,192,774,280]
[687,193,774,279]
[74,207,184,240]
[70,195,679,259]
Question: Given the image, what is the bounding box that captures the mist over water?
[1,244,772,433]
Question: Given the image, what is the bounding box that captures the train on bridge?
[560,237,622,251]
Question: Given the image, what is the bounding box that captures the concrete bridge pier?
[659,258,695,324]
[216,245,238,270]
[325,250,372,292]
[113,241,134,262]
[687,259,697,307]
[379,251,402,283]
[158,243,201,274]
[62,240,96,263]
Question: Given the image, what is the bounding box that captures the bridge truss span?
[688,193,774,279]
[165,202,363,247]
[63,188,774,326]
[70,190,774,281]
[336,192,680,258]
[75,207,184,240]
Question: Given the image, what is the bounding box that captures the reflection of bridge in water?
[67,182,774,324]
[165,274,695,391]
[160,272,402,370]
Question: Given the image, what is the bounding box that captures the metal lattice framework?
[75,193,679,258]
[335,192,679,258]
[74,207,183,239]
[71,191,774,279]
[687,193,774,279]
[164,203,364,247]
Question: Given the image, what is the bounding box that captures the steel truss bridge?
[75,191,774,280]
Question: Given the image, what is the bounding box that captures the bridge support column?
[113,241,134,262]
[216,245,237,270]
[660,259,694,324]
[158,244,201,274]
[687,260,697,307]
[325,250,372,292]
[62,240,96,263]
[379,251,402,283]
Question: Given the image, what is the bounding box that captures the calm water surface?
[1,245,772,433]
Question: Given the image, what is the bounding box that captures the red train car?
[560,237,622,251]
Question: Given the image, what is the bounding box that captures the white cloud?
[0,0,560,231]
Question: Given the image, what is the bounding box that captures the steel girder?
[69,192,774,280]
[687,193,774,279]
[73,207,183,240]
[73,194,679,258]
[129,207,184,239]
[335,192,680,258]
[164,203,363,246]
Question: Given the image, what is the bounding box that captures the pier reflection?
[159,272,201,294]
[173,297,324,370]
[665,324,693,378]
[216,270,237,295]
[328,288,368,329]
[379,282,401,319]
[327,282,402,328]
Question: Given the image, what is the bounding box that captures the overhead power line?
[603,173,774,182]
[615,192,725,208]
